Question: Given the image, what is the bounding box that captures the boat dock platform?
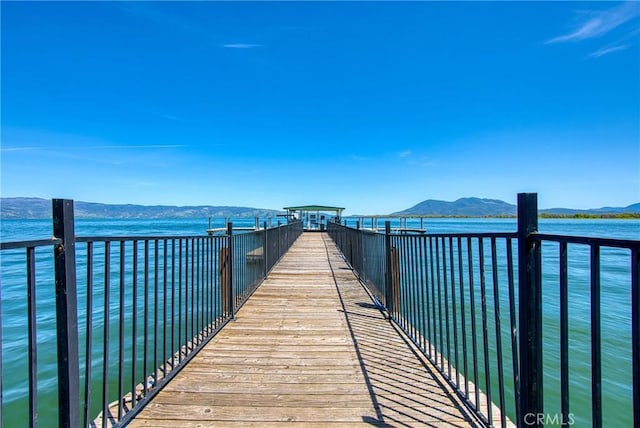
[129,233,478,427]
[4,194,638,428]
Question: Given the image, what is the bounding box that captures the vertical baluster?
[560,242,569,427]
[591,245,602,428]
[238,235,243,300]
[397,235,405,326]
[216,236,220,329]
[423,237,432,359]
[398,233,411,335]
[384,222,393,313]
[143,240,149,397]
[205,237,210,336]
[0,251,2,427]
[442,236,451,378]
[118,241,125,421]
[131,240,138,408]
[190,239,195,349]
[418,236,428,353]
[102,242,110,428]
[200,238,209,332]
[194,239,199,345]
[632,248,639,428]
[162,240,168,382]
[263,222,268,279]
[467,237,480,411]
[153,240,159,388]
[478,237,492,425]
[177,239,183,363]
[403,235,411,330]
[227,223,235,319]
[200,238,204,340]
[183,238,188,356]
[458,237,469,399]
[83,242,94,428]
[491,238,505,428]
[411,236,420,344]
[171,239,176,370]
[27,247,38,428]
[429,237,438,361]
[506,238,519,423]
[450,237,459,389]
[436,237,444,369]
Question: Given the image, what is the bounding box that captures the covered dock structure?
[283,205,345,231]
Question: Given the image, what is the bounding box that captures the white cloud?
[0,146,40,152]
[547,1,640,43]
[92,145,186,149]
[222,43,262,49]
[421,157,436,168]
[589,44,630,58]
[398,150,412,158]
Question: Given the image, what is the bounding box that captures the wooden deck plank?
[129,233,479,427]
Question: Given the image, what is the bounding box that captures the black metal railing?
[0,200,302,427]
[330,225,386,304]
[328,193,639,428]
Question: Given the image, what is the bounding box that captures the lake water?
[1,217,638,426]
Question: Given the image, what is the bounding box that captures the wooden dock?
[129,233,479,427]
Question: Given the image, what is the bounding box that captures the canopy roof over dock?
[283,205,345,213]
[283,205,345,220]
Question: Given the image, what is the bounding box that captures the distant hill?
[4,197,639,219]
[542,202,640,215]
[0,197,284,219]
[393,197,640,217]
[394,197,517,216]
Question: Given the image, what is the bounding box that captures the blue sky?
[1,1,638,215]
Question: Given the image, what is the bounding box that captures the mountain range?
[0,198,284,219]
[393,197,640,217]
[2,197,639,219]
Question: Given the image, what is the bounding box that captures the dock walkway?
[130,233,478,427]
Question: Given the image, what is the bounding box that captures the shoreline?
[353,213,640,220]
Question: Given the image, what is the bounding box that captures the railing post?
[384,221,393,316]
[52,199,80,428]
[517,193,542,426]
[355,226,362,276]
[277,221,281,259]
[226,222,235,319]
[632,248,640,428]
[263,221,268,278]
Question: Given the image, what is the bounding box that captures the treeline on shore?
[380,213,640,219]
[538,212,640,219]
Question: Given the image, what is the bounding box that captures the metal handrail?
[327,193,639,428]
[0,200,302,427]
